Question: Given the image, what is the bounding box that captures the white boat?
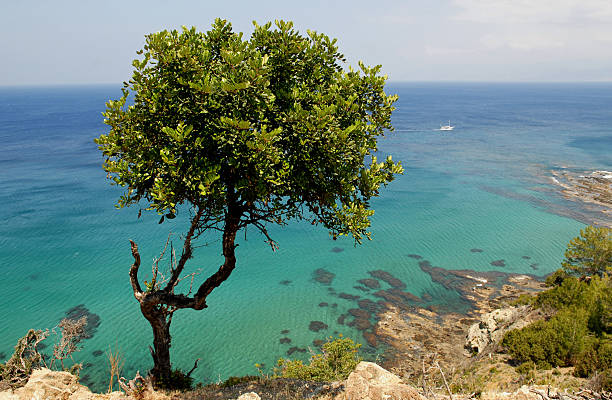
[440,120,454,131]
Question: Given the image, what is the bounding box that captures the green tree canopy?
[95,19,402,384]
[562,226,612,278]
[96,19,401,244]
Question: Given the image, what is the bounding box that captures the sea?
[1,83,611,391]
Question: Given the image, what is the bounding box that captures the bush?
[501,307,592,367]
[545,269,570,287]
[515,361,536,375]
[221,375,259,387]
[0,330,48,389]
[156,368,193,391]
[277,336,361,381]
[589,368,612,392]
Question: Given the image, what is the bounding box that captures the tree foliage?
[95,19,401,244]
[562,226,611,278]
[94,19,401,383]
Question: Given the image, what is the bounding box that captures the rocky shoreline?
[550,169,612,228]
[370,268,546,381]
[308,258,551,390]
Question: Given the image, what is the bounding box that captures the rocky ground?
[2,362,606,400]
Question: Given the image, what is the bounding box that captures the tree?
[562,226,612,278]
[95,19,402,384]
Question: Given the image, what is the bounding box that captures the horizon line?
[2,80,612,89]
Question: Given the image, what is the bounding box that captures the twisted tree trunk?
[143,308,172,383]
[128,204,241,385]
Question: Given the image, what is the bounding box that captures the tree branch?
[164,207,205,292]
[129,240,144,299]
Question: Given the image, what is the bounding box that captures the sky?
[2,0,612,85]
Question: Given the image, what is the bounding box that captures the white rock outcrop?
[466,306,531,354]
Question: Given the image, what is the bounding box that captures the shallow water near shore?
[0,83,610,391]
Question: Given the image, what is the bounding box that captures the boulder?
[466,306,527,354]
[334,362,426,400]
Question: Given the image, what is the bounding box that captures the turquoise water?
[0,83,610,390]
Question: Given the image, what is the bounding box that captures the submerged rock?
[470,248,484,253]
[313,268,335,285]
[331,247,344,253]
[358,299,380,313]
[309,321,328,332]
[287,347,307,356]
[338,293,360,301]
[357,279,381,289]
[279,337,291,344]
[368,270,406,289]
[490,259,506,267]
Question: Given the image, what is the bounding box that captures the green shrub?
[501,228,612,380]
[545,269,570,287]
[511,294,535,306]
[156,368,193,391]
[277,336,361,381]
[221,375,258,387]
[502,307,592,367]
[516,361,536,375]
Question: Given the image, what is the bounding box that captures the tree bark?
[143,308,172,384]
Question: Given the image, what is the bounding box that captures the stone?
[466,307,524,353]
[335,362,426,400]
[236,393,261,400]
[0,368,132,400]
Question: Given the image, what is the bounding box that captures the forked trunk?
[128,205,241,388]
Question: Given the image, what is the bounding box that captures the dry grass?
[106,344,124,393]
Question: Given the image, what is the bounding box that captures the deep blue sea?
[1,83,611,391]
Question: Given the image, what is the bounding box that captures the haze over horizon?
[2,0,612,86]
